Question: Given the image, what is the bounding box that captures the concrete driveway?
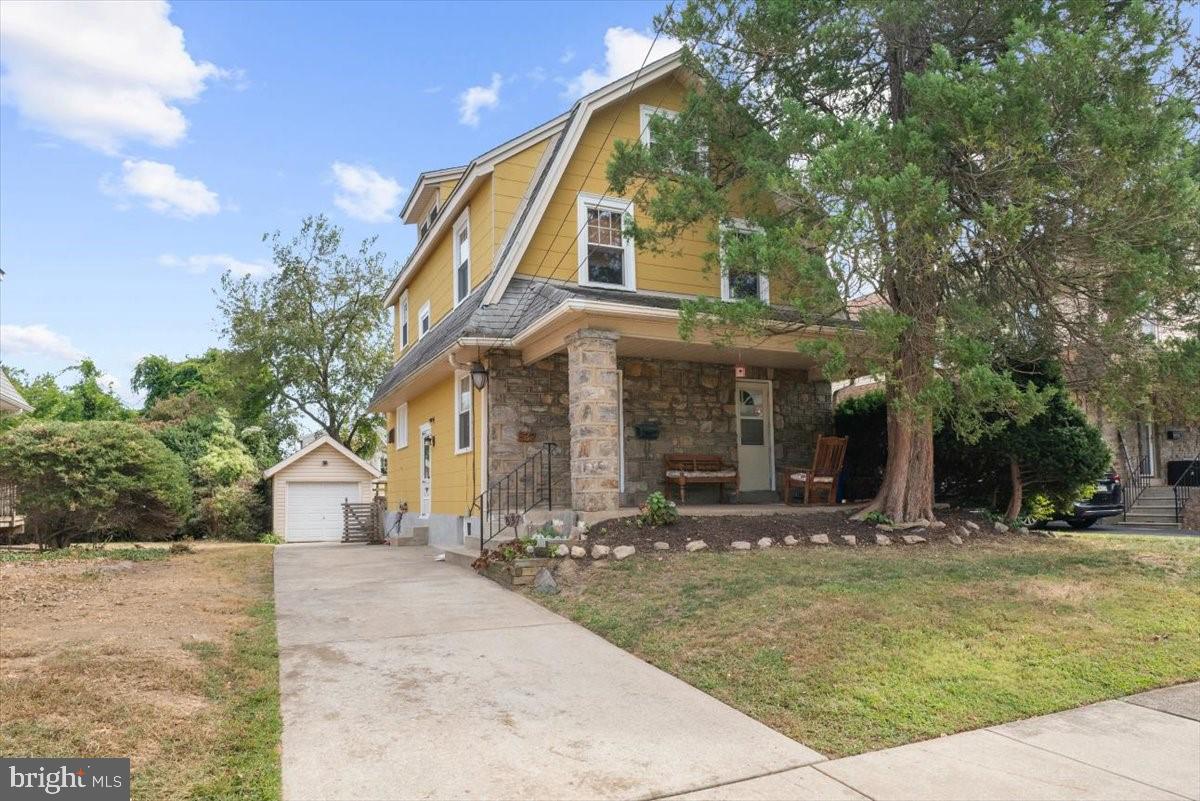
[274,544,828,800]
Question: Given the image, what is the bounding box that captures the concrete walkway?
[276,544,1200,801]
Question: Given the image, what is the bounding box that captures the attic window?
[417,201,440,241]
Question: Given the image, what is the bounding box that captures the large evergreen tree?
[610,0,1200,521]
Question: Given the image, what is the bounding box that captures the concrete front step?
[1114,519,1180,529]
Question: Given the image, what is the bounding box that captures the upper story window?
[640,104,707,171]
[454,371,473,454]
[399,292,410,349]
[453,211,471,307]
[418,300,431,338]
[576,193,636,291]
[720,220,769,302]
[394,403,408,450]
[418,200,439,241]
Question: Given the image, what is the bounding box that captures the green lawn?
[536,533,1200,757]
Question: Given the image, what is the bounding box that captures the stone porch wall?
[486,352,572,507]
[487,350,833,508]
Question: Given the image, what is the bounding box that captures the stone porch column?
[566,328,621,512]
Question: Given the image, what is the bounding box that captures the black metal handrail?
[1172,449,1200,526]
[469,443,556,554]
[1117,431,1152,521]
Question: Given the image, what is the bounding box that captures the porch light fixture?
[469,362,489,390]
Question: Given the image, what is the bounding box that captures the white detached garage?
[263,435,382,542]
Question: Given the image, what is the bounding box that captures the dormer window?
[640,105,707,172]
[417,201,440,241]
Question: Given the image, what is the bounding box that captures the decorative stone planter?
[484,557,551,588]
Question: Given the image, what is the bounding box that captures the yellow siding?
[514,77,728,298]
[385,374,486,518]
[492,139,549,258]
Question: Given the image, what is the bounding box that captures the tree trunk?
[1005,457,1023,521]
[852,326,937,523]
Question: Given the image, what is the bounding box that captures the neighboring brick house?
[368,51,853,548]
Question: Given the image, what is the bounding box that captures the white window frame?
[418,300,431,338]
[454,370,473,454]
[720,219,769,303]
[640,104,708,169]
[394,403,408,450]
[399,292,410,349]
[576,193,636,292]
[452,210,471,307]
[640,104,679,146]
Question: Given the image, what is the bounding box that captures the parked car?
[1047,470,1123,529]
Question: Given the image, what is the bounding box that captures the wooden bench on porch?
[664,454,738,504]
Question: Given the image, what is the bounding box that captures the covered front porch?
[483,320,838,516]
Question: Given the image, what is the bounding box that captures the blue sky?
[0,0,673,402]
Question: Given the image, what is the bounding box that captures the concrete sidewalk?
[670,683,1200,800]
[275,544,825,800]
[276,543,1199,801]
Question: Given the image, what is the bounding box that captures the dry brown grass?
[0,544,276,799]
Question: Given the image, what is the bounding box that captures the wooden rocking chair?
[781,435,848,505]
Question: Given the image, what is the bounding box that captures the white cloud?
[458,73,502,127]
[0,0,225,154]
[564,27,681,98]
[330,162,403,224]
[0,323,85,362]
[560,48,576,65]
[422,85,444,95]
[104,159,221,217]
[159,253,273,277]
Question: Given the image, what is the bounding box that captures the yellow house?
[369,51,847,550]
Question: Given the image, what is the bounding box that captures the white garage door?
[285,482,360,542]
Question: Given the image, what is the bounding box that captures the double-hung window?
[394,403,408,449]
[454,371,472,453]
[720,220,769,302]
[418,301,431,338]
[453,211,470,307]
[640,104,707,172]
[399,292,410,349]
[577,194,635,291]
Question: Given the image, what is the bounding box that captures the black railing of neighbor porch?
[1117,431,1152,522]
[1172,450,1200,525]
[469,442,555,554]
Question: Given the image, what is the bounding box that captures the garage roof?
[263,434,382,480]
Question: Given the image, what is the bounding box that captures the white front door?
[286,481,359,542]
[419,423,433,517]
[736,380,773,491]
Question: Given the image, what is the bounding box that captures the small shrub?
[258,532,283,545]
[862,510,893,525]
[200,481,269,540]
[637,491,679,527]
[170,540,195,554]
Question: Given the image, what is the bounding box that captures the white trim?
[720,219,769,302]
[454,370,474,454]
[401,166,465,222]
[639,104,678,146]
[399,291,410,349]
[394,403,408,450]
[418,300,432,338]
[452,210,471,308]
[482,50,686,305]
[263,434,382,480]
[576,193,637,291]
[735,378,775,491]
[419,422,433,518]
